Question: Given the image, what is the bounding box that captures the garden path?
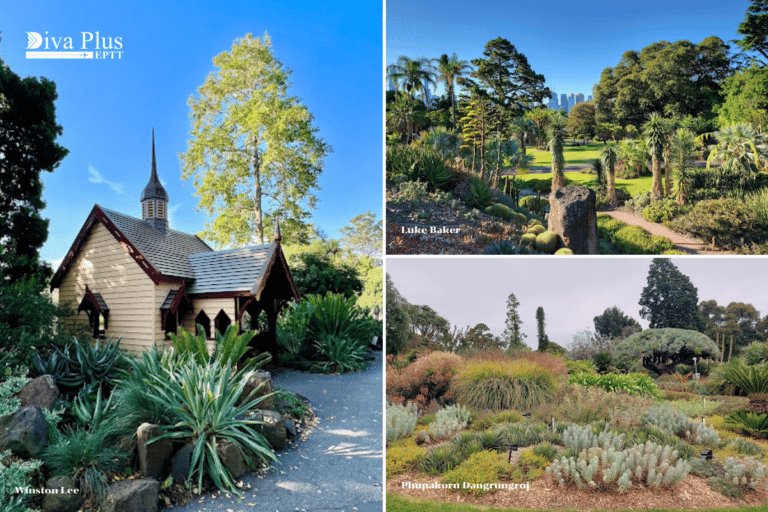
[167,351,383,512]
[601,210,732,255]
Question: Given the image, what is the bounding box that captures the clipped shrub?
[554,248,574,255]
[442,450,504,497]
[453,359,557,412]
[386,350,463,409]
[641,198,687,223]
[386,437,425,477]
[548,441,690,491]
[535,231,558,253]
[569,372,661,398]
[387,402,419,441]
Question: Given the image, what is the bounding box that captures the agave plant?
[31,338,129,393]
[169,324,268,370]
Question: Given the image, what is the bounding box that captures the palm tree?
[670,128,697,205]
[434,53,473,131]
[600,144,619,206]
[705,123,768,175]
[643,112,666,200]
[386,56,436,105]
[386,93,427,143]
[511,116,539,157]
[548,111,568,189]
[485,138,533,187]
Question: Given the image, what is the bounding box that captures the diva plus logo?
[26,31,123,59]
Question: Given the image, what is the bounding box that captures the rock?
[100,479,159,512]
[18,375,59,410]
[0,406,48,457]
[370,335,382,351]
[137,423,173,480]
[547,186,599,254]
[170,441,194,482]
[285,418,297,438]
[253,409,287,450]
[41,476,82,512]
[217,441,249,479]
[239,370,274,410]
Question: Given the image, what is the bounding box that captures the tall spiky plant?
[670,128,697,205]
[548,111,567,189]
[723,361,768,414]
[600,144,619,206]
[643,112,666,200]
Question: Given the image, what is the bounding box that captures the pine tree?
[536,306,549,351]
[502,293,526,352]
[639,258,706,331]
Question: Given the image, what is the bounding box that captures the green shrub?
[741,342,768,366]
[472,410,523,431]
[514,212,528,224]
[532,442,558,462]
[672,198,767,251]
[386,144,421,181]
[568,372,661,398]
[42,424,126,500]
[169,324,265,369]
[641,198,687,223]
[386,438,425,477]
[535,231,558,253]
[72,385,118,429]
[441,450,503,496]
[311,334,369,373]
[496,420,549,448]
[0,450,43,512]
[722,361,768,395]
[450,431,485,459]
[726,437,766,456]
[387,402,418,442]
[385,145,453,189]
[564,359,596,374]
[454,359,557,412]
[142,359,277,496]
[482,239,540,255]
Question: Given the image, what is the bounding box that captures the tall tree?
[434,53,473,131]
[639,258,706,331]
[387,56,436,105]
[0,58,68,284]
[736,0,768,67]
[717,64,768,131]
[593,306,641,339]
[385,273,411,355]
[180,33,330,247]
[535,306,549,351]
[643,112,667,200]
[339,211,382,263]
[502,292,526,352]
[511,116,538,157]
[548,111,567,189]
[408,305,450,345]
[470,38,550,137]
[567,101,597,140]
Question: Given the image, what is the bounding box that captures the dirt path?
[602,210,732,255]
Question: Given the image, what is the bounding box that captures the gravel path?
[167,351,383,512]
[601,210,731,255]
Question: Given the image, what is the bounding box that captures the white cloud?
[167,203,182,229]
[87,165,125,195]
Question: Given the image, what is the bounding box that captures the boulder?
[285,418,297,438]
[0,406,48,457]
[170,441,194,482]
[239,370,274,410]
[137,423,173,480]
[18,375,59,410]
[547,186,599,254]
[252,409,287,450]
[216,441,249,479]
[41,476,82,512]
[100,479,159,512]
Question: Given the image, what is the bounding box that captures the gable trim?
[250,244,300,301]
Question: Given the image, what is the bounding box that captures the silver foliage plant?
[386,402,418,441]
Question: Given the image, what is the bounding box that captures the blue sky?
[387,0,751,99]
[0,0,382,266]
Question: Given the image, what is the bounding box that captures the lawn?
[508,172,653,197]
[387,494,768,512]
[528,141,604,167]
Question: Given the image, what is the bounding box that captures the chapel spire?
[140,129,169,233]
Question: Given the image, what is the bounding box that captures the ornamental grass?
[453,358,557,412]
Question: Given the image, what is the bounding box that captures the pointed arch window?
[214,310,231,336]
[195,310,211,339]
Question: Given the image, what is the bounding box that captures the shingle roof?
[161,289,177,309]
[100,207,212,279]
[187,244,274,294]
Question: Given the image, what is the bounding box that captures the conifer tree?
[536,306,549,351]
[502,293,526,352]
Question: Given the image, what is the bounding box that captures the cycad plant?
[704,123,767,175]
[670,128,697,205]
[547,111,567,189]
[723,361,768,413]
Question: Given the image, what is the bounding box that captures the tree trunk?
[449,82,456,131]
[607,168,618,206]
[252,137,264,243]
[651,155,664,200]
[664,155,672,196]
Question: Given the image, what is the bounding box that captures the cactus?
[555,248,574,255]
[514,212,528,224]
[536,230,558,253]
[490,203,513,219]
[528,218,543,227]
[528,224,546,236]
[520,233,537,248]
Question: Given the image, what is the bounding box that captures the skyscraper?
[575,93,585,105]
[549,91,558,110]
[560,94,568,113]
[568,93,575,112]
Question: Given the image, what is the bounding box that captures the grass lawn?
[529,141,604,167]
[509,172,652,197]
[387,494,767,512]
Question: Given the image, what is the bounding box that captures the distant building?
[549,91,558,110]
[575,93,585,105]
[560,94,568,113]
[588,95,593,102]
[568,93,575,112]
